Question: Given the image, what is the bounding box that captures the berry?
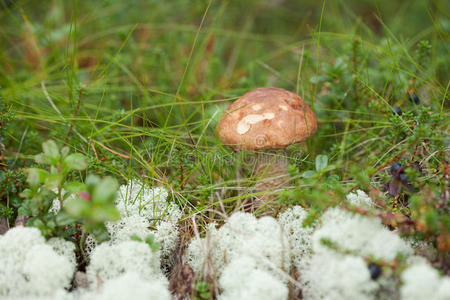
[392,105,402,116]
[78,191,91,201]
[368,263,382,280]
[390,162,402,174]
[408,92,420,105]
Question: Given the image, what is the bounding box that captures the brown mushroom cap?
[217,87,318,150]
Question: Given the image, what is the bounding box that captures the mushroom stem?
[251,150,291,215]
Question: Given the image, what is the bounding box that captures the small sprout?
[145,234,161,253]
[368,263,382,280]
[195,281,211,300]
[131,234,161,253]
[130,234,143,242]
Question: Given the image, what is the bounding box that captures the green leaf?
[45,173,63,189]
[142,234,160,252]
[302,208,319,227]
[42,140,60,161]
[64,181,86,193]
[150,242,161,252]
[26,168,48,187]
[19,188,33,199]
[315,155,328,172]
[55,212,78,226]
[35,153,52,164]
[28,217,45,230]
[46,219,56,229]
[145,234,155,244]
[18,206,31,216]
[85,175,100,187]
[61,146,70,158]
[89,224,110,242]
[64,197,91,217]
[90,205,120,222]
[195,282,209,292]
[302,170,316,178]
[92,176,118,204]
[131,234,143,242]
[64,153,88,171]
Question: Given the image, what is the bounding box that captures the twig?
[89,138,130,159]
[89,140,99,160]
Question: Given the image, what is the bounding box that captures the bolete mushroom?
[217,87,318,212]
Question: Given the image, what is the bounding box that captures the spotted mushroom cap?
[217,87,318,150]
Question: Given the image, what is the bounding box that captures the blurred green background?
[0,0,448,182]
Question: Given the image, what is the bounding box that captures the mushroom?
[217,87,318,213]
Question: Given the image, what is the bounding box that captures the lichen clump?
[186,190,448,300]
[0,227,75,299]
[1,189,449,300]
